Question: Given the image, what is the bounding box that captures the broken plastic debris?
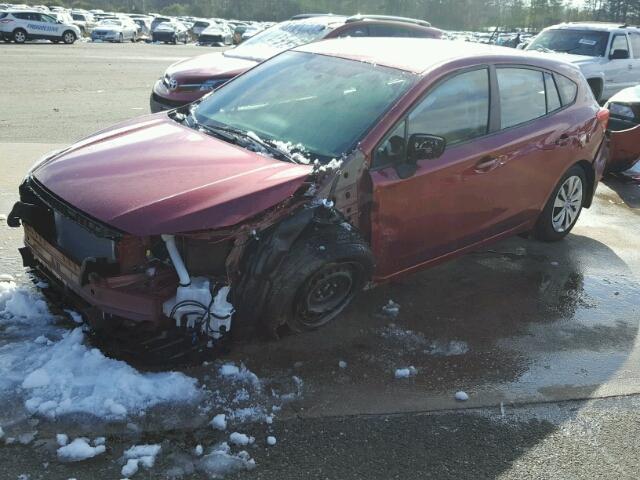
[455,391,469,401]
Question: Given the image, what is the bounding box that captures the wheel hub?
[552,175,583,233]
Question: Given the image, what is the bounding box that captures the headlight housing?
[608,102,635,119]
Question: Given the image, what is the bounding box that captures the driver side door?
[369,66,535,279]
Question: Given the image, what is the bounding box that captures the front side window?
[610,34,630,57]
[497,68,546,129]
[407,69,490,145]
[194,51,416,162]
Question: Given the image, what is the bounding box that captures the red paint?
[33,115,312,235]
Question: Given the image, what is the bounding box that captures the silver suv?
[526,22,640,101]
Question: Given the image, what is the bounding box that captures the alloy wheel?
[552,175,583,233]
[14,30,26,43]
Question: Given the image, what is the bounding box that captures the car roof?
[295,38,574,75]
[545,22,640,32]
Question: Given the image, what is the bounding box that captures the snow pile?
[121,444,161,477]
[0,280,202,420]
[229,432,254,446]
[197,442,256,478]
[455,391,469,402]
[210,413,227,431]
[57,438,105,462]
[394,366,417,379]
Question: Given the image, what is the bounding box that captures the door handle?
[474,156,499,173]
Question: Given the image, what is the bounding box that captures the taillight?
[596,108,610,129]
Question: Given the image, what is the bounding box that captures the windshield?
[193,51,415,162]
[527,29,610,56]
[226,21,330,61]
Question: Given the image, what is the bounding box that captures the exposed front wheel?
[258,223,374,334]
[533,165,586,242]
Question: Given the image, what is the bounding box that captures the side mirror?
[610,49,629,60]
[407,133,446,162]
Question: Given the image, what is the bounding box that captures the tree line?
[56,0,640,30]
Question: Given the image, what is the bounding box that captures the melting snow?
[266,436,277,446]
[211,413,227,431]
[197,442,256,477]
[455,391,469,401]
[0,280,201,421]
[394,366,417,379]
[57,438,105,462]
[121,444,161,477]
[229,432,254,446]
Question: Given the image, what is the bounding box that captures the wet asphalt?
[1,42,640,479]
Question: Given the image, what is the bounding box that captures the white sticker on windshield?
[578,39,597,46]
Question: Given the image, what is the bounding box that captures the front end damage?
[7,149,368,360]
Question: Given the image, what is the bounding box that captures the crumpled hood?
[166,51,258,82]
[32,115,312,236]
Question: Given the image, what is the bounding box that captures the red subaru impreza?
[10,39,617,354]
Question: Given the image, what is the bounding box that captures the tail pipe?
[161,234,191,287]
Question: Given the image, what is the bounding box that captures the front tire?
[260,224,374,333]
[62,30,76,44]
[13,28,27,44]
[533,165,586,242]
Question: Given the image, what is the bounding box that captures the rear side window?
[544,73,562,112]
[629,32,640,58]
[338,24,368,37]
[0,13,7,19]
[555,74,578,105]
[497,68,546,128]
[407,68,490,146]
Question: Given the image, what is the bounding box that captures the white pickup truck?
[525,22,640,102]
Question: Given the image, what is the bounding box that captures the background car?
[150,15,443,112]
[131,16,151,40]
[526,23,640,101]
[91,17,137,42]
[71,10,95,37]
[197,21,232,46]
[605,85,640,173]
[0,9,80,43]
[152,20,189,44]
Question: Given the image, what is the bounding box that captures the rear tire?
[533,165,586,242]
[13,28,27,44]
[260,223,374,333]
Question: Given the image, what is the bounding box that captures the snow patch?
[229,432,254,446]
[266,436,277,446]
[122,444,161,477]
[0,281,201,421]
[211,413,227,431]
[57,438,105,462]
[394,366,417,379]
[455,391,469,401]
[197,442,256,477]
[382,300,400,318]
[56,433,68,447]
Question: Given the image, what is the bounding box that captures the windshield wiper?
[203,123,300,164]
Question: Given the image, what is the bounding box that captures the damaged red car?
[8,39,614,357]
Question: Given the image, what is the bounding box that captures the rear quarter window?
[555,74,578,105]
[0,13,7,19]
[497,68,546,128]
